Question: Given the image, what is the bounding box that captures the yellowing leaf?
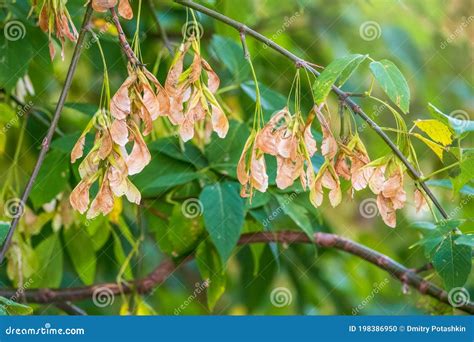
[414,119,453,146]
[119,301,130,315]
[108,197,122,224]
[413,133,444,161]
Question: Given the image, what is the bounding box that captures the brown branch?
[0,3,94,265]
[110,7,141,66]
[1,232,472,314]
[173,0,448,220]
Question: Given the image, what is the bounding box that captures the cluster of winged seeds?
[36,0,78,60]
[237,103,426,228]
[65,4,426,228]
[69,31,228,218]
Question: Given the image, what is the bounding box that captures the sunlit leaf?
[428,103,474,137]
[414,119,453,146]
[313,54,367,104]
[369,59,410,113]
[196,240,226,311]
[455,234,474,247]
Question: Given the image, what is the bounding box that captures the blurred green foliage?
[0,0,472,315]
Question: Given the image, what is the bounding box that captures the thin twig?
[0,3,94,265]
[239,30,249,60]
[0,231,472,314]
[110,7,142,66]
[173,0,448,220]
[146,0,174,54]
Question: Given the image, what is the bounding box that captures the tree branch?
[110,7,141,66]
[1,231,472,314]
[0,3,94,265]
[173,0,448,220]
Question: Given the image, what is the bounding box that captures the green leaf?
[209,35,250,81]
[241,81,287,112]
[156,204,204,257]
[0,22,47,91]
[148,137,208,168]
[0,297,33,315]
[112,231,133,280]
[411,220,463,258]
[132,154,199,197]
[426,179,474,196]
[337,54,368,87]
[455,234,474,247]
[275,193,315,239]
[243,221,265,276]
[409,221,436,231]
[412,133,444,161]
[313,54,367,104]
[31,233,63,288]
[443,151,461,178]
[432,234,472,290]
[0,221,9,245]
[196,240,226,311]
[369,59,410,113]
[0,103,18,126]
[452,151,474,194]
[30,150,70,209]
[428,103,474,137]
[63,226,97,285]
[200,182,245,263]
